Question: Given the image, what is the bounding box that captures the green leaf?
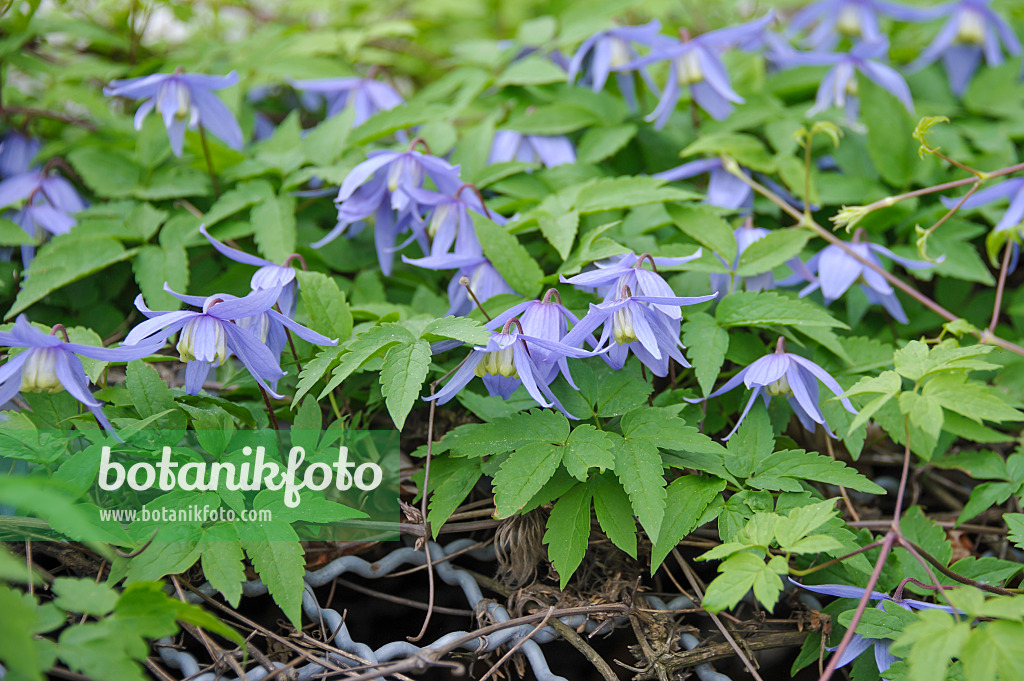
[682,133,775,172]
[350,104,452,145]
[537,209,579,260]
[319,324,416,397]
[125,360,182,428]
[251,193,297,263]
[7,233,136,319]
[614,438,666,539]
[133,242,188,312]
[716,290,847,329]
[293,347,341,405]
[52,578,118,617]
[1007,514,1024,552]
[429,409,570,458]
[501,103,602,132]
[0,217,37,245]
[421,316,491,345]
[497,57,572,86]
[0,585,47,681]
[493,441,563,517]
[67,147,140,198]
[202,180,274,226]
[924,374,1024,424]
[896,506,952,592]
[295,270,352,342]
[426,457,483,538]
[682,313,729,396]
[379,340,431,430]
[735,230,810,277]
[562,425,616,481]
[860,73,919,187]
[577,124,637,164]
[891,610,970,681]
[574,176,699,213]
[702,552,784,613]
[651,476,727,570]
[198,524,246,607]
[472,212,543,298]
[592,473,637,558]
[773,499,839,551]
[725,403,775,480]
[667,203,737,263]
[746,448,885,494]
[240,522,305,628]
[543,483,593,588]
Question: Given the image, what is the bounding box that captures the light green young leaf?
[562,425,616,481]
[251,193,297,263]
[379,340,431,430]
[614,438,666,539]
[295,270,353,342]
[651,476,727,571]
[493,442,563,517]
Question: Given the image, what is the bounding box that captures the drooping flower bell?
[400,184,501,263]
[104,70,243,156]
[0,132,40,178]
[487,130,576,168]
[124,285,337,398]
[791,578,959,673]
[567,20,669,111]
[200,225,303,318]
[687,337,857,440]
[792,228,939,323]
[561,251,703,312]
[312,142,462,274]
[905,0,1021,96]
[428,318,599,417]
[0,163,87,265]
[785,0,933,50]
[0,316,162,433]
[772,39,913,121]
[487,289,584,381]
[626,13,775,128]
[291,76,403,126]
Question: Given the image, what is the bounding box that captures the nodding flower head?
[686,337,857,440]
[0,316,161,434]
[200,225,302,318]
[428,317,602,418]
[104,71,243,156]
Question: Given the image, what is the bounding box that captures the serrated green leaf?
[493,441,563,517]
[702,551,783,613]
[860,73,918,187]
[682,313,729,396]
[667,202,737,263]
[0,585,47,681]
[426,457,483,538]
[924,374,1024,424]
[682,133,775,172]
[473,212,543,299]
[319,324,416,398]
[735,229,810,277]
[725,403,775,479]
[614,438,666,538]
[574,176,699,213]
[543,483,592,588]
[421,316,491,345]
[295,270,352,342]
[651,476,727,570]
[202,180,274,226]
[133,242,188,312]
[592,473,637,558]
[240,522,305,628]
[198,524,246,607]
[716,290,847,329]
[7,233,136,319]
[562,425,616,481]
[251,193,297,263]
[380,340,431,430]
[577,124,637,164]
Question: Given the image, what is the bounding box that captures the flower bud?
[20,348,62,393]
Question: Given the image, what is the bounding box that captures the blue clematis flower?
[941,178,1024,271]
[487,289,585,382]
[312,147,462,274]
[688,337,857,440]
[0,167,86,265]
[0,316,162,433]
[487,130,576,168]
[428,319,599,418]
[773,39,913,120]
[567,20,668,111]
[561,251,703,309]
[785,0,933,50]
[104,70,243,156]
[626,13,775,128]
[792,579,958,673]
[291,77,403,126]
[200,226,302,318]
[0,132,40,178]
[400,185,502,263]
[791,228,939,323]
[124,285,337,398]
[906,0,1021,96]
